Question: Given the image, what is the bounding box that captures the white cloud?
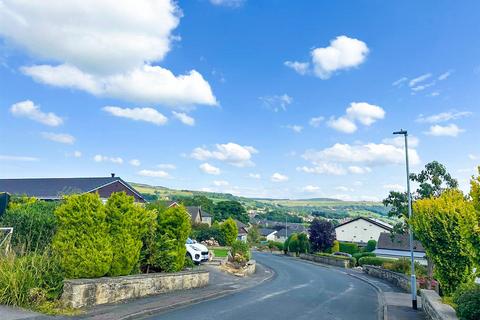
[284,61,310,75]
[129,159,141,166]
[200,162,221,175]
[138,169,170,178]
[24,64,217,107]
[209,0,245,7]
[383,184,405,192]
[157,163,176,170]
[297,163,346,176]
[0,155,39,161]
[416,111,472,123]
[311,36,369,79]
[259,94,293,112]
[348,166,371,174]
[103,106,167,125]
[303,142,420,167]
[392,77,408,87]
[468,154,479,161]
[438,70,453,81]
[191,142,258,167]
[328,102,385,133]
[335,186,352,192]
[382,135,420,148]
[213,180,229,186]
[172,111,195,126]
[309,116,324,127]
[425,124,464,137]
[411,82,435,92]
[41,132,75,144]
[286,125,303,133]
[409,73,432,87]
[93,154,123,164]
[428,91,440,97]
[73,151,82,158]
[302,185,320,193]
[271,172,289,182]
[248,173,261,179]
[10,100,63,126]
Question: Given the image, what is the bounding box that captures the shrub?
[143,205,191,272]
[231,240,251,263]
[339,242,359,255]
[268,241,283,251]
[286,233,299,253]
[220,218,238,246]
[358,256,394,267]
[329,240,340,254]
[297,233,310,254]
[308,218,335,252]
[352,252,375,262]
[0,201,58,253]
[365,240,377,252]
[191,223,226,245]
[0,251,63,308]
[105,192,154,276]
[52,193,112,278]
[454,284,480,320]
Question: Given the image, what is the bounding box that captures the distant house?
[334,217,392,245]
[186,206,203,224]
[235,220,249,242]
[260,228,277,241]
[0,175,145,203]
[202,211,212,226]
[374,232,427,265]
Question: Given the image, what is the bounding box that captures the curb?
[347,272,388,320]
[118,262,275,320]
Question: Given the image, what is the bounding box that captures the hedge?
[454,284,480,320]
[358,256,394,267]
[339,242,359,254]
[352,252,376,261]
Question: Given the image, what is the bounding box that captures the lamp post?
[393,129,417,310]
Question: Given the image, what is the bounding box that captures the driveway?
[143,252,381,320]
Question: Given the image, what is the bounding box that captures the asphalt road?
[143,253,380,320]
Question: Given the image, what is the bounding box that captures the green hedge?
[358,256,394,267]
[352,252,376,261]
[339,242,359,254]
[454,283,480,320]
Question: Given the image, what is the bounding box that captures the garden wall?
[299,253,349,268]
[61,270,209,308]
[362,265,410,292]
[421,290,458,320]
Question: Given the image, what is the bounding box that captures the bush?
[308,218,335,252]
[365,240,377,252]
[454,284,480,320]
[352,252,375,262]
[191,223,226,245]
[339,242,359,255]
[268,241,283,251]
[328,240,340,254]
[230,240,251,263]
[0,200,58,253]
[220,218,238,246]
[52,193,112,279]
[105,192,154,276]
[0,252,63,308]
[358,256,394,267]
[142,205,191,273]
[297,233,310,254]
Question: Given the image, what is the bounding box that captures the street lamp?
[393,129,418,310]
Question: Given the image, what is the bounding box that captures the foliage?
[255,210,303,223]
[180,195,215,214]
[212,248,229,258]
[365,240,377,252]
[0,251,63,309]
[267,241,283,251]
[308,218,335,252]
[105,192,155,276]
[411,189,477,295]
[144,205,191,272]
[297,233,309,254]
[213,201,249,223]
[220,218,238,246]
[247,225,261,245]
[453,284,480,320]
[358,256,395,267]
[190,222,226,245]
[7,196,37,210]
[231,240,251,262]
[339,242,360,255]
[329,240,340,253]
[285,233,308,254]
[0,200,58,253]
[410,161,459,199]
[52,193,112,279]
[468,166,480,264]
[382,191,409,219]
[352,252,375,262]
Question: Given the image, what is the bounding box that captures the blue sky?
[1,0,479,200]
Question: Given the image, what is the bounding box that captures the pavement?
[0,252,425,320]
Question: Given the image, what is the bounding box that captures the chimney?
[111,173,115,178]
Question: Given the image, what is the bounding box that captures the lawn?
[212,248,229,258]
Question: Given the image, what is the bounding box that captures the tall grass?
[0,251,63,308]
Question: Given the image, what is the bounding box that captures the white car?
[186,238,209,264]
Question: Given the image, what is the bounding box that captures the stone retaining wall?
[299,253,350,268]
[61,270,209,308]
[421,290,458,320]
[362,265,410,292]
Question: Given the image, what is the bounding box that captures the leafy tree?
[213,201,248,223]
[52,193,112,278]
[410,160,458,199]
[365,240,377,252]
[286,233,299,253]
[308,218,335,252]
[0,200,58,253]
[382,191,409,219]
[411,189,477,295]
[297,233,309,254]
[247,225,261,245]
[180,196,215,213]
[105,192,154,276]
[220,218,238,246]
[469,166,480,264]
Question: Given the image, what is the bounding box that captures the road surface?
[143,252,380,320]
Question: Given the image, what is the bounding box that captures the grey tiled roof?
[377,232,425,252]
